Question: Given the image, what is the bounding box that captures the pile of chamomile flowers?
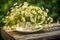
[4,2,53,31]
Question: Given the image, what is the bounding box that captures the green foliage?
[0,0,60,26]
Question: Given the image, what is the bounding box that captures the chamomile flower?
[14,2,17,6]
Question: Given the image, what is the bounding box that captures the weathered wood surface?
[1,23,60,40]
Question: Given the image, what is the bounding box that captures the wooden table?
[1,24,60,40]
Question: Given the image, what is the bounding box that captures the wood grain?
[1,23,60,40]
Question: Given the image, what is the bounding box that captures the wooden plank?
[1,23,60,40]
[1,27,60,40]
[1,27,15,40]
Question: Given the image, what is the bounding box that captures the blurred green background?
[0,0,60,40]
